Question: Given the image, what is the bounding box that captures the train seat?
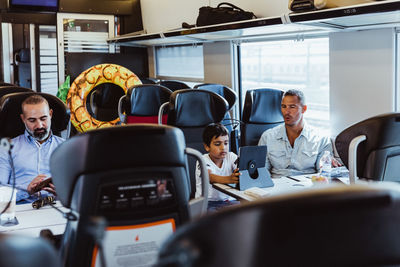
[335,112,400,183]
[158,183,400,266]
[241,88,284,146]
[0,92,69,138]
[50,124,209,267]
[163,89,229,198]
[118,84,172,124]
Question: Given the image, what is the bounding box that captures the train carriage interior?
[0,0,400,266]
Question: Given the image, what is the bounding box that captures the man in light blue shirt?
[258,89,334,178]
[0,94,64,202]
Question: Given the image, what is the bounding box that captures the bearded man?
[0,94,64,202]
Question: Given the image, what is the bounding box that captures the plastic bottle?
[319,150,332,182]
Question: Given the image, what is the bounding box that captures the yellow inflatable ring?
[67,64,141,132]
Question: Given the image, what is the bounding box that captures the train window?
[155,45,204,81]
[239,37,330,136]
[397,31,400,112]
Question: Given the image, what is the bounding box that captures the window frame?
[154,43,205,83]
[237,34,330,134]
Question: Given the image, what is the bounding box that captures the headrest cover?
[242,88,284,124]
[127,84,172,116]
[168,89,228,127]
[50,124,187,207]
[0,92,69,138]
[335,112,400,175]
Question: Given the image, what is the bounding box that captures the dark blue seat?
[0,92,69,138]
[50,124,208,267]
[158,184,400,266]
[0,85,32,99]
[166,89,229,198]
[140,77,159,84]
[241,88,284,146]
[335,113,400,183]
[159,80,190,91]
[118,84,172,124]
[194,83,237,130]
[0,234,61,267]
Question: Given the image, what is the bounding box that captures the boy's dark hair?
[202,123,229,146]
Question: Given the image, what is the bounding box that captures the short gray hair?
[283,89,305,106]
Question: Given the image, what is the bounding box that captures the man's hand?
[27,175,56,195]
[332,158,343,168]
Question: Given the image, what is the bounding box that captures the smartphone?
[32,177,53,193]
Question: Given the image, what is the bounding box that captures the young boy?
[195,123,240,211]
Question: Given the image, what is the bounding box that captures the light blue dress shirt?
[258,123,332,178]
[0,130,64,202]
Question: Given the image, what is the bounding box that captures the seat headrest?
[0,92,69,138]
[194,83,237,110]
[242,88,284,124]
[335,112,400,175]
[126,84,172,116]
[50,124,187,207]
[159,184,400,266]
[139,77,159,84]
[159,80,190,91]
[0,86,33,100]
[0,234,61,267]
[168,89,229,127]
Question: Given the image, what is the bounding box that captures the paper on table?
[244,187,270,199]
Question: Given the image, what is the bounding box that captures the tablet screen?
[238,145,267,171]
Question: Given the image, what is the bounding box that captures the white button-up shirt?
[258,123,332,178]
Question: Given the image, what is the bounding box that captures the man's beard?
[26,126,50,142]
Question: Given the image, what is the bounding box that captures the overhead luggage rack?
[107,0,400,47]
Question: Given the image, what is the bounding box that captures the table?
[213,176,312,201]
[213,174,349,201]
[0,201,68,237]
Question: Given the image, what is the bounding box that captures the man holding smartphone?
[0,94,64,202]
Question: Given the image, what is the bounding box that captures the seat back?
[50,125,200,267]
[194,83,238,134]
[87,83,126,122]
[335,113,400,182]
[140,77,159,84]
[0,234,61,267]
[194,83,239,152]
[0,92,69,138]
[167,89,229,197]
[119,84,172,124]
[0,85,33,100]
[194,83,237,111]
[0,82,17,87]
[241,88,284,146]
[159,80,190,91]
[158,184,400,267]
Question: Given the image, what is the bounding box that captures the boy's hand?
[228,168,240,184]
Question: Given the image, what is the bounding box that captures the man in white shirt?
[258,89,335,177]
